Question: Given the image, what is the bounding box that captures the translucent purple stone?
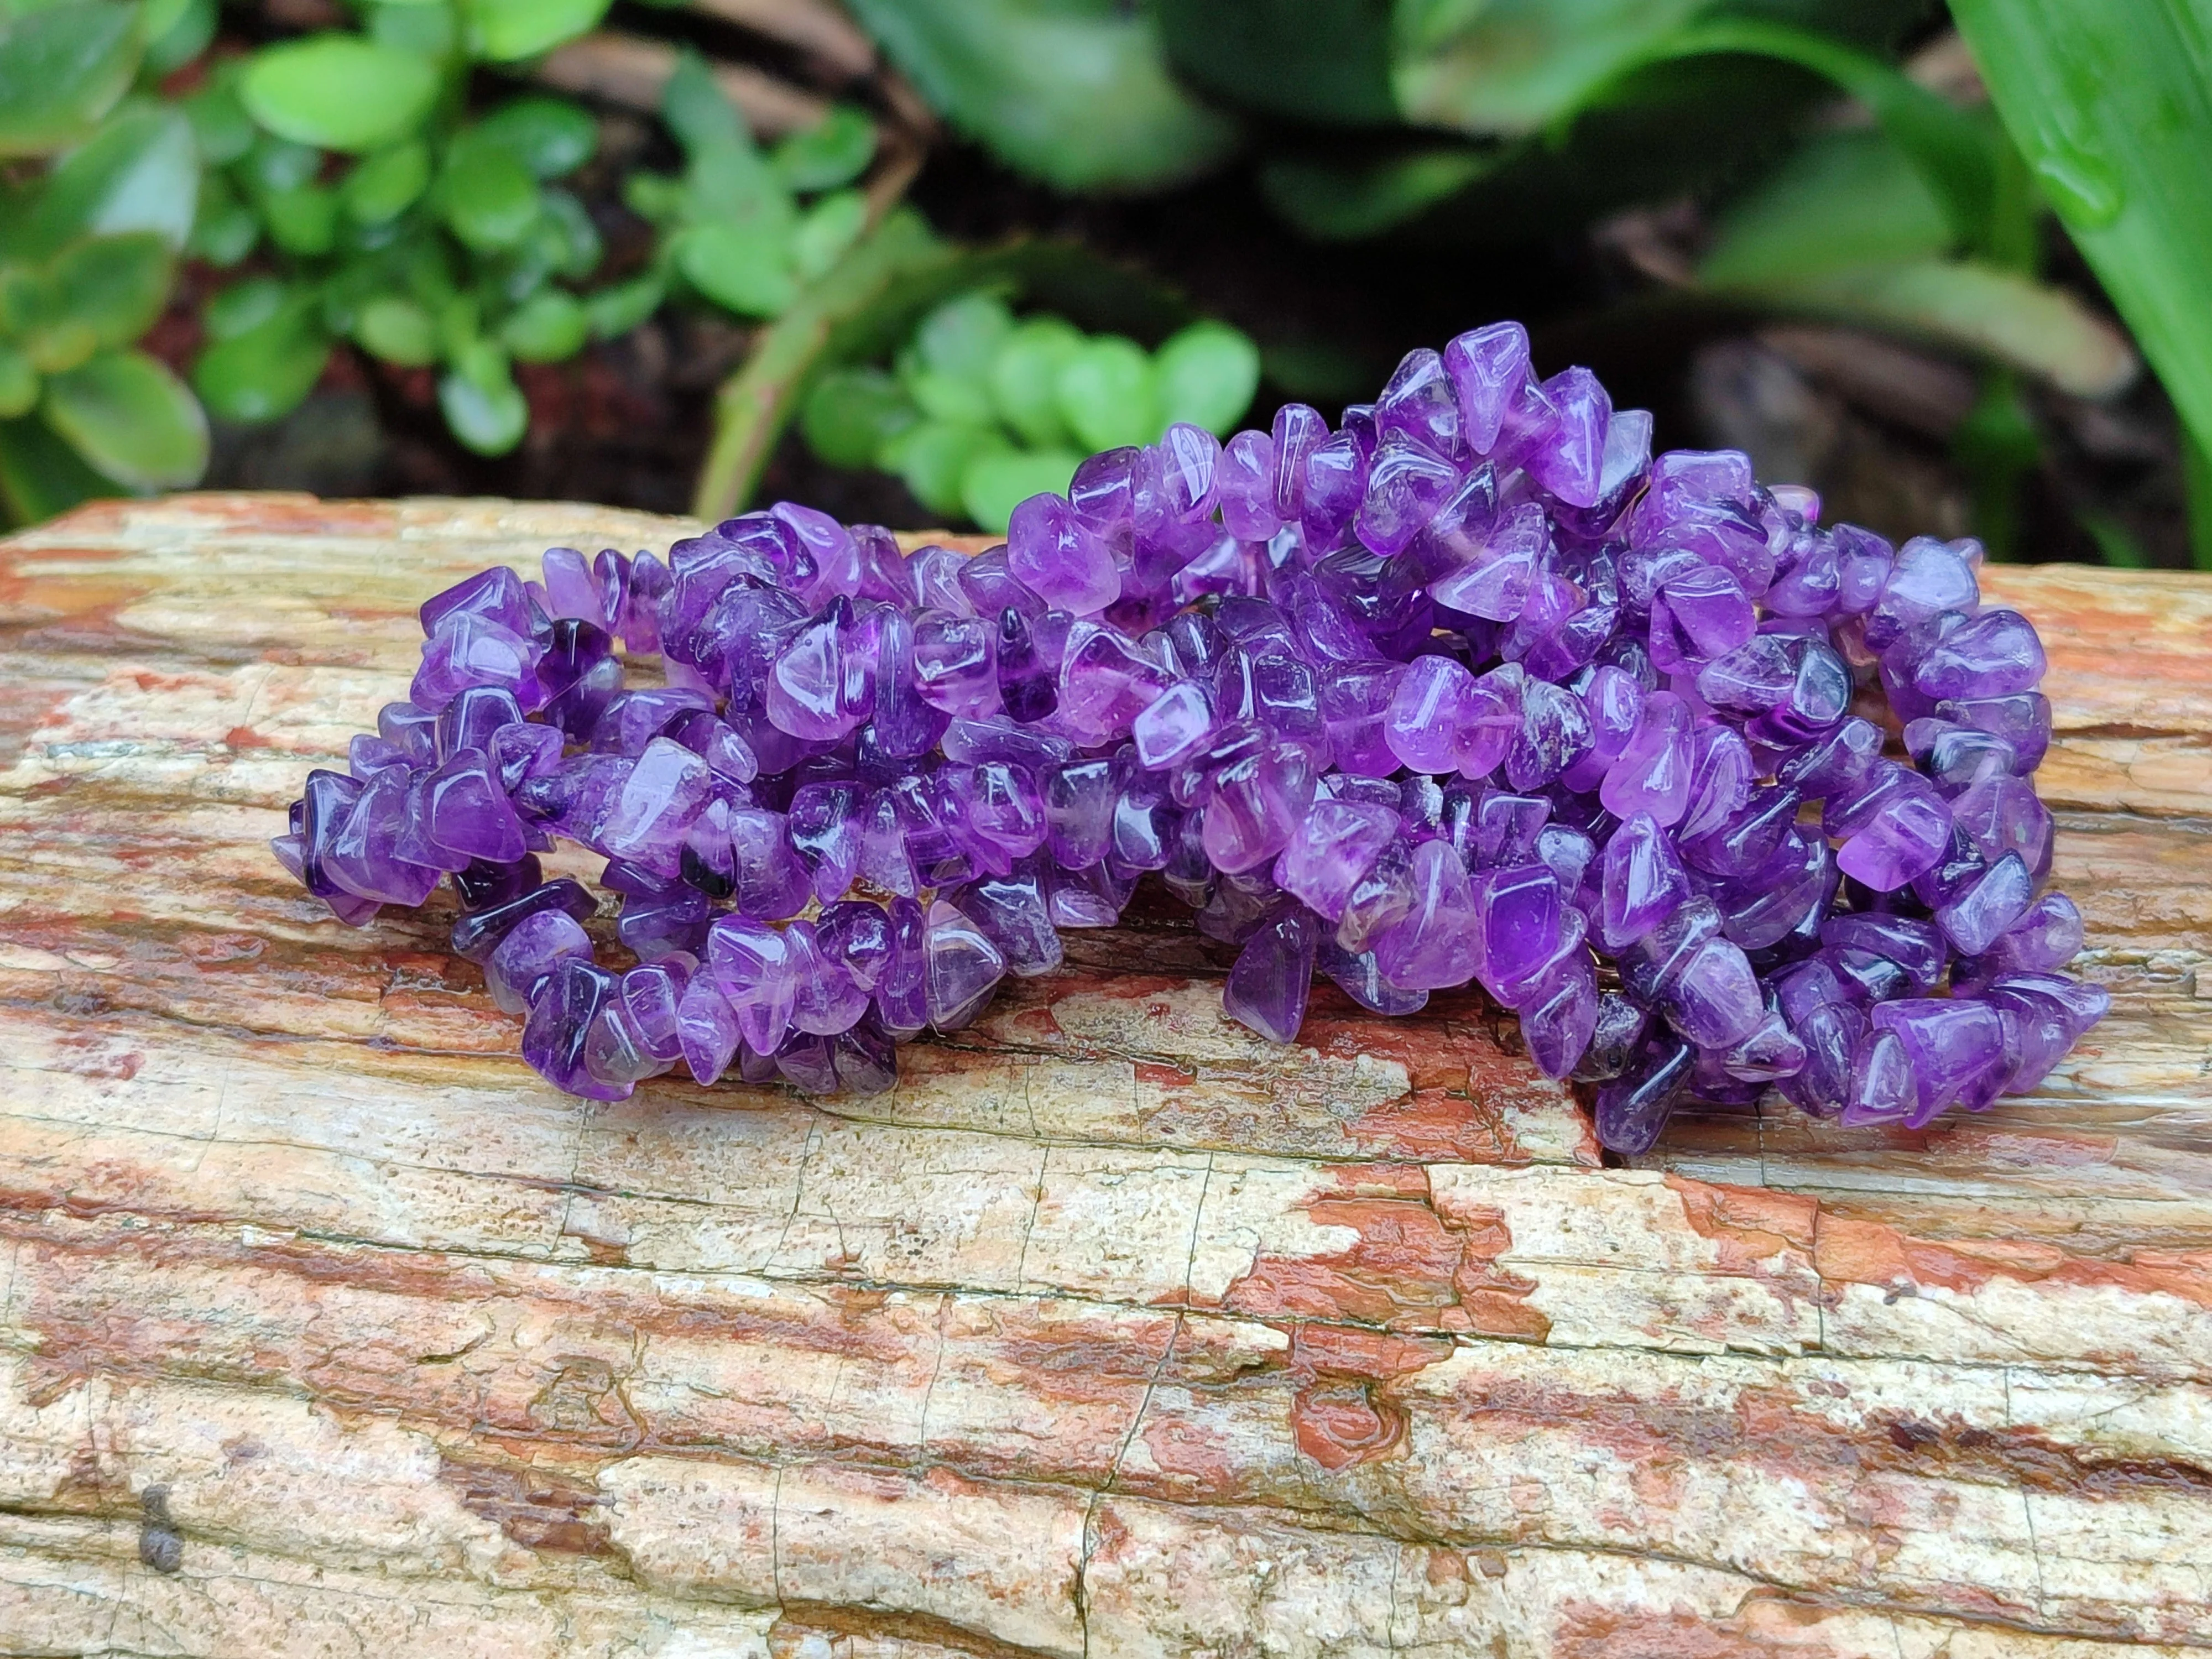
[276,320,2101,1155]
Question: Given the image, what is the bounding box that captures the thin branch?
[534,32,832,137]
[684,0,877,80]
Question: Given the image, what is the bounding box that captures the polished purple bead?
[1373,841,1483,990]
[1442,322,1530,458]
[1597,811,1689,950]
[1274,799,1397,922]
[488,909,592,1015]
[521,958,630,1100]
[1008,492,1119,614]
[1224,907,1319,1043]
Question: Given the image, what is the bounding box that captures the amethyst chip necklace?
[274,321,2107,1155]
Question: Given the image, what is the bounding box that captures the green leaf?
[142,0,212,74]
[987,314,1080,447]
[41,346,206,489]
[622,169,684,225]
[439,141,540,251]
[1055,334,1157,450]
[182,74,254,167]
[1615,18,1998,254]
[471,95,596,178]
[961,445,1078,535]
[792,188,867,281]
[499,288,585,362]
[1257,145,1490,241]
[801,365,916,468]
[439,340,526,453]
[0,343,37,418]
[238,131,319,194]
[1951,0,2212,538]
[261,184,341,256]
[44,231,172,348]
[187,183,258,265]
[536,186,600,279]
[889,418,1004,518]
[677,220,795,317]
[586,272,661,339]
[353,293,437,365]
[1391,0,1712,138]
[693,218,1199,517]
[770,105,875,192]
[203,275,287,340]
[0,412,117,525]
[0,1,142,158]
[915,289,1014,382]
[1155,319,1260,436]
[368,0,457,59]
[343,139,431,223]
[661,48,748,156]
[844,0,1240,192]
[10,102,198,259]
[1700,129,1950,291]
[241,35,440,154]
[1156,0,1394,126]
[460,0,608,63]
[193,294,332,421]
[904,366,994,426]
[1746,258,2137,399]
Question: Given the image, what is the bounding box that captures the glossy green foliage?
[0,63,208,524]
[190,11,617,457]
[626,55,874,329]
[800,286,1259,533]
[0,0,142,156]
[1952,0,2212,566]
[846,0,1238,192]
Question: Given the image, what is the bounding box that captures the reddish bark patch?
[436,1454,612,1555]
[1286,1325,1452,1472]
[1219,1165,1550,1341]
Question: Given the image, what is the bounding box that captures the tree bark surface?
[0,493,2208,1658]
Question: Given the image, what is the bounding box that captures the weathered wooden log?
[0,493,2207,1657]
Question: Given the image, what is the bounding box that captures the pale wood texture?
[0,493,2208,1658]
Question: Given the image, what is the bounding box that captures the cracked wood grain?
[0,494,2208,1657]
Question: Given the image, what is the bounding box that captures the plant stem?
[692,210,952,521]
[2185,427,2212,572]
[1952,367,2039,559]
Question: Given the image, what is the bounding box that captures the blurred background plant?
[0,0,2203,569]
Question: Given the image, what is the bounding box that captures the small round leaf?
[770,106,875,192]
[204,277,289,342]
[42,349,210,491]
[354,295,439,366]
[916,290,1014,382]
[440,145,540,252]
[241,36,441,154]
[499,289,587,362]
[0,345,38,421]
[987,315,1081,448]
[676,221,796,319]
[343,140,432,225]
[439,345,528,455]
[961,446,1081,536]
[585,273,662,340]
[0,2,142,159]
[1055,335,1159,451]
[801,367,916,469]
[45,232,175,349]
[889,420,1005,519]
[262,185,341,257]
[1156,320,1260,437]
[461,0,611,63]
[472,97,598,178]
[193,299,332,422]
[791,188,866,281]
